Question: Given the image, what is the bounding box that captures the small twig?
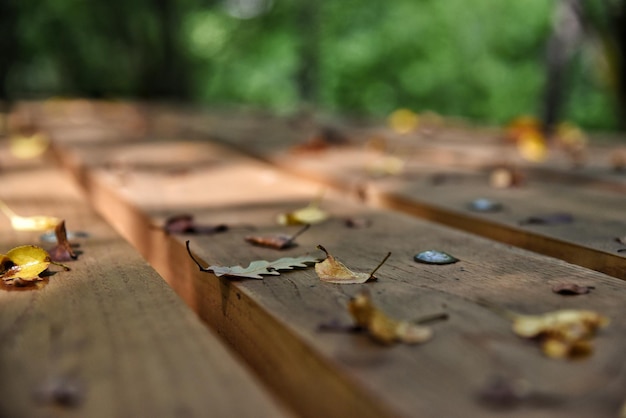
[414,312,449,325]
[368,252,392,280]
[287,224,311,245]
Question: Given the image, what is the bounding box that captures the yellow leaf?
[1,245,51,282]
[516,130,547,162]
[480,300,609,360]
[0,200,61,231]
[388,108,419,134]
[9,132,50,159]
[348,290,433,345]
[277,194,328,226]
[315,245,389,284]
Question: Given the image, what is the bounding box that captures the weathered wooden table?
[2,100,625,417]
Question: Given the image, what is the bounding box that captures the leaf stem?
[0,200,18,219]
[185,240,211,272]
[50,261,71,271]
[414,312,449,325]
[476,298,519,321]
[288,223,311,244]
[316,244,330,258]
[368,252,391,279]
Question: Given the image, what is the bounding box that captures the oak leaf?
[315,245,390,284]
[186,241,319,279]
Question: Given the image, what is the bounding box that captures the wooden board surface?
[172,110,626,280]
[27,101,626,418]
[0,141,288,417]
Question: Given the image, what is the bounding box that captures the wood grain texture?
[0,144,288,418]
[176,111,626,280]
[36,103,626,418]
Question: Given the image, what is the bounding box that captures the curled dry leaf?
[348,289,433,345]
[519,213,573,226]
[1,245,70,286]
[164,214,228,235]
[0,200,60,231]
[186,240,319,279]
[551,283,593,295]
[479,300,609,359]
[9,132,50,159]
[49,220,78,262]
[344,217,372,228]
[277,197,328,226]
[315,245,390,284]
[290,126,350,153]
[245,224,310,250]
[489,166,525,189]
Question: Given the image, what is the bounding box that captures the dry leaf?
[348,289,433,345]
[164,214,228,235]
[245,224,310,250]
[387,108,419,134]
[0,200,60,231]
[551,283,593,295]
[366,155,406,177]
[290,126,350,153]
[344,217,372,228]
[49,220,78,262]
[0,245,70,286]
[489,166,525,189]
[9,132,50,159]
[315,245,390,284]
[277,200,328,226]
[479,300,608,359]
[519,213,573,226]
[186,241,319,279]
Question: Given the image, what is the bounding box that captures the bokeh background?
[1,0,624,131]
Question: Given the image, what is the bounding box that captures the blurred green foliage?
[3,0,620,130]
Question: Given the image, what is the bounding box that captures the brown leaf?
[348,289,433,345]
[49,220,78,262]
[245,224,310,250]
[315,245,390,284]
[551,283,593,295]
[344,217,372,228]
[290,126,350,154]
[519,212,573,226]
[164,214,228,235]
[479,300,609,359]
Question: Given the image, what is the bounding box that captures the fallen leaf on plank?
[277,196,328,226]
[164,214,228,235]
[348,289,433,345]
[0,200,60,231]
[519,213,573,226]
[186,240,319,279]
[1,245,70,287]
[48,220,79,262]
[478,300,608,359]
[245,224,310,250]
[551,283,593,295]
[315,244,390,284]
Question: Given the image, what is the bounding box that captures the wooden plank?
[0,143,288,417]
[36,106,626,418]
[172,110,626,281]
